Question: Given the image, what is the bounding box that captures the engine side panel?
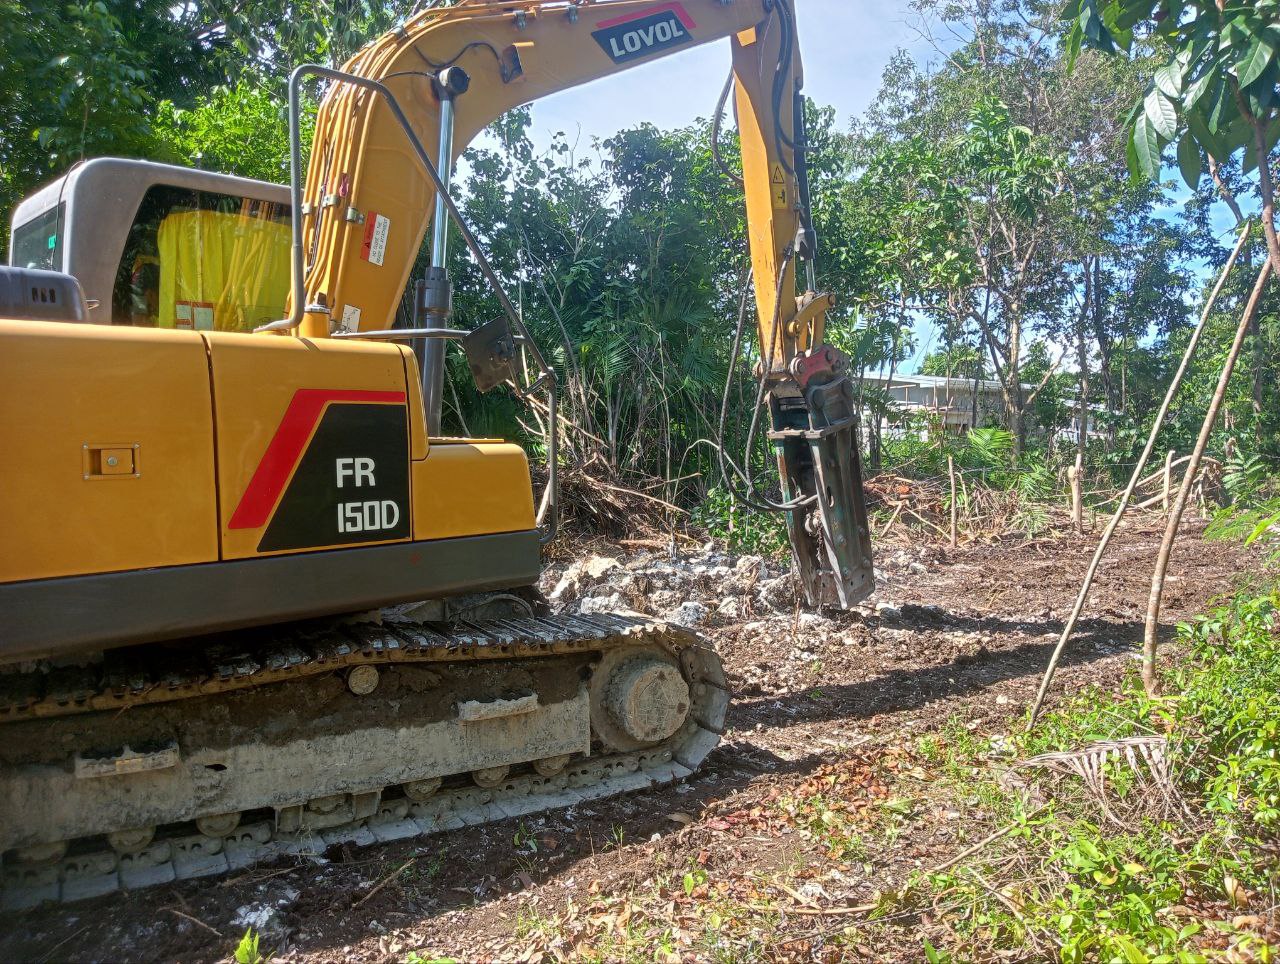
[0,319,218,582]
[207,331,418,560]
[0,320,542,660]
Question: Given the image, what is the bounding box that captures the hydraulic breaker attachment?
[771,345,875,609]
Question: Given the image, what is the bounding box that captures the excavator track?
[0,612,728,910]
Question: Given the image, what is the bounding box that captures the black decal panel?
[593,6,694,65]
[259,404,411,552]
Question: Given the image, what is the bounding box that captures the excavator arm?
[293,0,874,608]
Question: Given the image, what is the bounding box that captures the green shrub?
[927,576,1280,961]
[692,487,788,556]
[1173,588,1280,836]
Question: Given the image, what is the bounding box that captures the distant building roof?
[860,372,1013,394]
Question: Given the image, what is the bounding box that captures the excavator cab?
[8,158,292,331]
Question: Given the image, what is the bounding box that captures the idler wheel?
[346,665,380,696]
[600,656,691,749]
[533,754,571,777]
[404,777,443,802]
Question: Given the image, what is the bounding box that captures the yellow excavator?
[0,0,873,906]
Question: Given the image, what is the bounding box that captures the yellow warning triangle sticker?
[770,162,786,184]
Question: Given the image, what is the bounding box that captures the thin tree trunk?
[1008,307,1023,459]
[1142,259,1272,696]
[971,365,980,430]
[1070,464,1083,534]
[1027,224,1251,727]
[1163,450,1174,510]
[948,454,958,549]
[1089,257,1116,452]
[1251,308,1264,418]
[1075,260,1092,535]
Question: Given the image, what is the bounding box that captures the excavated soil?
[0,515,1257,962]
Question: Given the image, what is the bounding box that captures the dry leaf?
[1224,875,1249,909]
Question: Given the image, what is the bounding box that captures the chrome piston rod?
[418,75,463,436]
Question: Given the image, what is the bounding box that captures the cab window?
[11,203,64,271]
[112,186,291,331]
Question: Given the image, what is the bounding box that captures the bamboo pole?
[1142,259,1272,696]
[1026,224,1251,728]
[1070,461,1084,535]
[1162,450,1174,510]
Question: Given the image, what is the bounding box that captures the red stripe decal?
[596,1,697,30]
[228,389,406,530]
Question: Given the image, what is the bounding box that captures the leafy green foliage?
[919,345,986,381]
[691,488,788,558]
[1065,0,1280,183]
[1176,588,1280,834]
[925,574,1280,960]
[234,928,265,964]
[0,0,408,258]
[153,81,312,184]
[882,423,1063,498]
[0,0,174,248]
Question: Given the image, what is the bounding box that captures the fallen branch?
[165,908,223,938]
[37,925,90,964]
[1101,455,1220,502]
[525,395,610,448]
[582,477,688,515]
[748,901,878,917]
[878,501,905,539]
[220,866,297,888]
[904,506,953,541]
[928,806,1047,875]
[775,880,821,908]
[354,856,418,908]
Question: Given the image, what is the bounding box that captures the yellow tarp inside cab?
[157,209,290,333]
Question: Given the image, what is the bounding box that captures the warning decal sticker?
[770,163,789,210]
[360,213,391,266]
[175,300,216,330]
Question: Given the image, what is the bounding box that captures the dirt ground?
[0,515,1256,963]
